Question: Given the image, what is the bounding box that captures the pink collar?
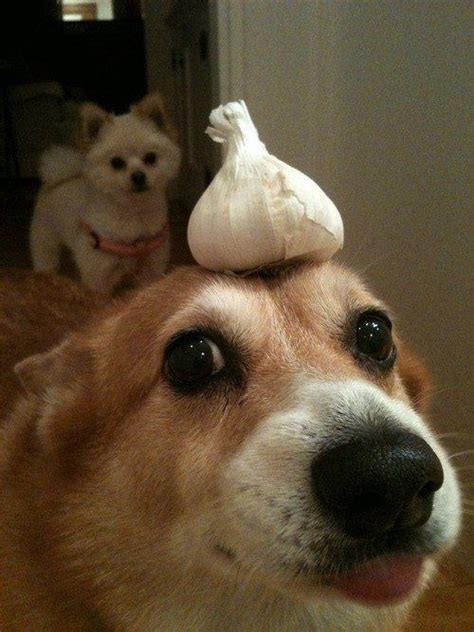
[81,221,169,259]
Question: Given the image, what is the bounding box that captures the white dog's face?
[79,96,181,204]
[34,263,461,627]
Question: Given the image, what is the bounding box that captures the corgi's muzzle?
[310,427,444,604]
[312,428,444,540]
[216,380,461,606]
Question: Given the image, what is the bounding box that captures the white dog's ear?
[132,93,178,143]
[80,102,112,145]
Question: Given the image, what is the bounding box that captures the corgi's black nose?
[131,170,147,190]
[311,430,444,539]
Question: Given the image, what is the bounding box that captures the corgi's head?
[79,93,180,203]
[16,263,461,626]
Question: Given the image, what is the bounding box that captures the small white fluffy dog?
[31,94,181,293]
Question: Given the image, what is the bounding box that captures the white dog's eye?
[165,333,225,388]
[110,156,126,170]
[143,152,157,166]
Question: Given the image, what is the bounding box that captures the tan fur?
[0,270,107,417]
[0,264,456,631]
[395,343,432,414]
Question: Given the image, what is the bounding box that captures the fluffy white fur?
[31,96,181,294]
[39,145,85,186]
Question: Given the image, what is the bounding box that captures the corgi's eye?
[143,152,157,165]
[165,333,225,388]
[356,312,394,363]
[110,156,126,170]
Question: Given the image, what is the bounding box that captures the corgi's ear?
[15,338,91,400]
[15,338,96,456]
[14,336,92,399]
[80,102,112,146]
[15,349,55,397]
[132,93,178,143]
[397,343,432,413]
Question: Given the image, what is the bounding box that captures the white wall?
[215,0,473,572]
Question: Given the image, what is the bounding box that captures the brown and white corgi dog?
[0,263,461,631]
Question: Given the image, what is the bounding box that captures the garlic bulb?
[187,100,343,272]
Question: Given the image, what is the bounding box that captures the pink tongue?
[330,554,424,604]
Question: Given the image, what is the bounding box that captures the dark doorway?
[0,0,207,271]
[1,0,147,180]
[0,0,151,268]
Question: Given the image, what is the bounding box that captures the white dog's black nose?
[311,430,444,539]
[131,170,147,191]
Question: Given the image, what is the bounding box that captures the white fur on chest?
[32,176,171,293]
[83,187,168,240]
[37,178,168,239]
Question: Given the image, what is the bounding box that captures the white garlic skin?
[187,101,343,272]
